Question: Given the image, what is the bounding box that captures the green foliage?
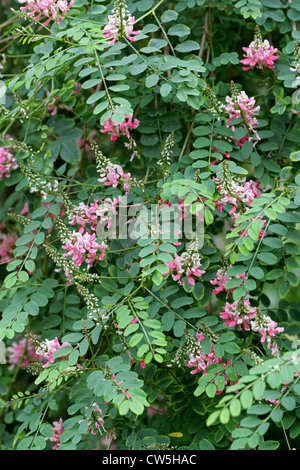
[0,0,300,453]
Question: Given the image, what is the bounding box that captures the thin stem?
[134,0,165,24]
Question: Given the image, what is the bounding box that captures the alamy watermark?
[95,197,205,250]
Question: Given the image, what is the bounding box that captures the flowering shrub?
[1,0,300,453]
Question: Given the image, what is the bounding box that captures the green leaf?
[160,83,172,97]
[145,74,159,88]
[168,24,190,37]
[290,421,300,439]
[247,404,272,415]
[206,383,217,398]
[119,400,130,415]
[219,407,230,424]
[267,372,282,389]
[281,397,296,411]
[230,438,248,450]
[290,150,300,161]
[240,390,253,409]
[223,342,240,354]
[253,380,266,400]
[175,41,200,52]
[129,333,143,347]
[206,411,220,426]
[247,433,260,449]
[249,267,264,279]
[257,440,279,450]
[129,399,144,415]
[248,219,264,240]
[229,399,242,417]
[199,439,215,450]
[161,10,179,22]
[257,252,277,265]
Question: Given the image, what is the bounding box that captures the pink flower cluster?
[100,113,139,142]
[220,298,258,331]
[62,228,107,268]
[103,9,140,44]
[186,333,221,374]
[68,196,121,232]
[6,336,40,370]
[0,231,18,264]
[164,250,205,286]
[46,418,64,450]
[251,314,284,358]
[241,39,279,71]
[0,146,18,180]
[186,334,239,392]
[214,166,265,241]
[18,0,74,26]
[98,164,131,195]
[62,196,124,269]
[35,337,71,368]
[225,91,260,130]
[210,265,246,295]
[214,176,259,215]
[80,403,105,435]
[220,300,284,356]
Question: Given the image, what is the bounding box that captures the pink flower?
[103,6,140,44]
[46,418,64,450]
[0,231,18,263]
[80,403,105,435]
[20,202,30,215]
[18,0,74,26]
[100,112,139,142]
[164,251,205,286]
[0,147,18,180]
[225,91,260,130]
[214,175,259,215]
[220,299,258,331]
[186,333,221,374]
[68,196,121,233]
[251,314,284,357]
[62,229,107,268]
[98,164,131,195]
[35,337,71,368]
[210,264,246,295]
[6,336,41,370]
[241,39,279,71]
